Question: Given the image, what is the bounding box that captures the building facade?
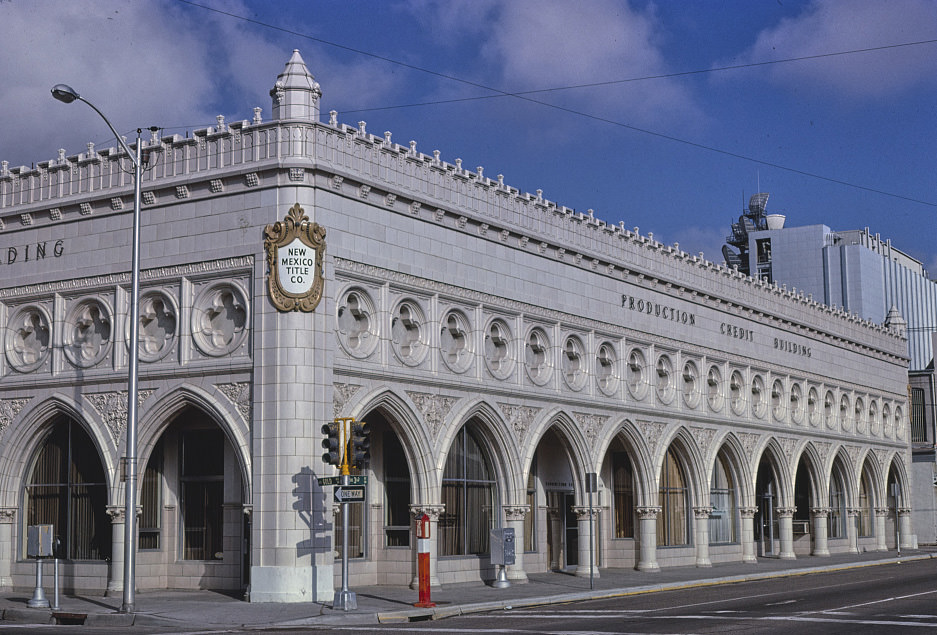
[724,200,937,543]
[0,52,915,603]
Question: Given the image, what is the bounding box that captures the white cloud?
[724,0,937,98]
[404,0,702,129]
[0,0,401,169]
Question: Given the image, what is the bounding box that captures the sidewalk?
[2,549,935,628]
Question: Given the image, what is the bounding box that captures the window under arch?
[24,416,111,560]
[710,452,737,544]
[612,452,635,538]
[658,447,689,547]
[440,424,498,556]
[829,464,846,539]
[858,468,874,537]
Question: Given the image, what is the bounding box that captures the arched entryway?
[135,405,246,592]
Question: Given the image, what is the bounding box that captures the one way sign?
[333,485,366,503]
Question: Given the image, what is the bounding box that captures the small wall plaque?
[264,203,326,312]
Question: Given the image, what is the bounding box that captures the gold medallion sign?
[264,203,326,312]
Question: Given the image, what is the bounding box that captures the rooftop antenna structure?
[722,190,771,276]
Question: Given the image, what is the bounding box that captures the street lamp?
[51,84,144,614]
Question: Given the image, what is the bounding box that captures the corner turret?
[270,50,322,121]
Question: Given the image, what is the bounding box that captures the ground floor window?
[524,457,537,552]
[858,470,873,537]
[612,452,634,538]
[710,453,737,543]
[383,431,410,548]
[24,416,110,560]
[140,440,163,550]
[181,428,224,560]
[440,424,497,556]
[658,447,688,546]
[829,465,846,539]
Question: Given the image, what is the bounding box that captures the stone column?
[547,506,564,570]
[0,508,16,588]
[105,506,125,596]
[409,504,444,589]
[776,507,796,560]
[810,508,830,556]
[898,508,914,549]
[636,507,661,572]
[739,507,758,564]
[874,507,889,551]
[503,505,530,583]
[693,507,712,568]
[846,508,860,554]
[572,506,599,578]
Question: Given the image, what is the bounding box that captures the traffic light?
[321,422,342,466]
[349,421,370,469]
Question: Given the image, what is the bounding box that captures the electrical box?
[489,527,515,566]
[26,525,54,558]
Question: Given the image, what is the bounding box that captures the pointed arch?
[711,432,754,511]
[656,426,707,508]
[752,438,793,507]
[346,387,437,503]
[522,408,591,500]
[436,398,522,505]
[0,394,117,507]
[594,417,656,506]
[137,384,252,503]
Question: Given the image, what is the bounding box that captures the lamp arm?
[76,96,138,166]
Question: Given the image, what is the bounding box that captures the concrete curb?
[375,553,937,623]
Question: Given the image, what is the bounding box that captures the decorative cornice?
[0,256,254,300]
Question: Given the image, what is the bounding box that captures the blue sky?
[2,0,935,271]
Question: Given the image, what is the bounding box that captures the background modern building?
[724,194,937,543]
[0,52,915,603]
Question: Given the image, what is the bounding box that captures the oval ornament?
[264,203,326,312]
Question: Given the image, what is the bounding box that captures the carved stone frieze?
[498,403,541,439]
[0,398,31,434]
[637,421,666,454]
[333,383,362,417]
[409,503,445,520]
[406,391,457,439]
[216,382,252,422]
[689,426,716,457]
[737,431,760,458]
[574,412,608,444]
[84,389,156,441]
[777,436,797,463]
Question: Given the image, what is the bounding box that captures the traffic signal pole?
[332,417,356,611]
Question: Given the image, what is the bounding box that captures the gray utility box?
[489,527,516,566]
[26,525,54,558]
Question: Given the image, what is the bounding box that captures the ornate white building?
[0,51,914,603]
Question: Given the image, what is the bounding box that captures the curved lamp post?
[51,84,142,614]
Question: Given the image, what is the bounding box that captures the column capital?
[739,506,757,519]
[810,507,831,517]
[693,506,713,519]
[875,507,890,517]
[571,506,599,519]
[897,507,912,516]
[503,505,530,520]
[243,504,253,518]
[0,507,16,523]
[106,505,126,522]
[775,507,796,518]
[846,507,862,517]
[636,506,661,520]
[409,504,445,520]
